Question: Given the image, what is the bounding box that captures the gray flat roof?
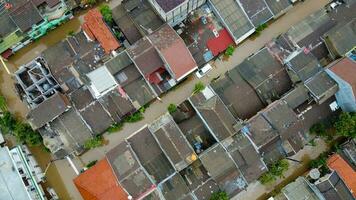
[210,0,254,42]
[0,147,32,200]
[106,141,154,199]
[159,173,191,200]
[199,144,246,196]
[282,177,320,200]
[128,127,175,183]
[265,0,291,16]
[149,114,196,171]
[282,84,310,109]
[79,101,113,134]
[210,71,264,120]
[192,179,220,200]
[238,0,273,26]
[305,71,338,100]
[223,134,267,183]
[190,87,239,141]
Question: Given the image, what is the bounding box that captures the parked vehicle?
[195,63,213,78]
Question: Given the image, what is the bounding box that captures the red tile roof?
[330,57,356,98]
[327,153,356,198]
[149,24,197,81]
[83,9,120,54]
[207,28,235,56]
[73,159,128,200]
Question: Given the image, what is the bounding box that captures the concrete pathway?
[52,0,331,199]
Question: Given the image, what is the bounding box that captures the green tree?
[310,122,327,137]
[168,104,177,114]
[86,0,96,6]
[193,82,205,94]
[99,4,113,25]
[107,122,124,133]
[334,112,356,138]
[0,111,17,134]
[225,45,235,56]
[13,122,42,146]
[210,191,229,200]
[259,172,276,184]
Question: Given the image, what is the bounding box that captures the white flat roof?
[0,147,32,200]
[87,66,118,98]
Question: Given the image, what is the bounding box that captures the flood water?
[1,11,85,200]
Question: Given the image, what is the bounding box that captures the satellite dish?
[309,168,321,180]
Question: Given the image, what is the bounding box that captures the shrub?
[99,4,113,25]
[84,136,104,149]
[13,122,42,146]
[125,112,143,123]
[86,0,96,6]
[309,153,327,169]
[193,82,205,94]
[107,123,124,133]
[168,104,177,114]
[310,122,327,137]
[0,111,16,134]
[259,172,276,184]
[0,95,7,111]
[210,191,229,200]
[225,45,235,57]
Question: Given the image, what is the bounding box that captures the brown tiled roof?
[330,57,356,98]
[327,154,356,198]
[73,159,128,200]
[149,24,197,81]
[83,9,120,54]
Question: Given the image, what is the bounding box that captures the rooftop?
[160,173,191,200]
[9,0,43,32]
[209,0,254,43]
[79,101,113,134]
[304,70,338,104]
[281,84,310,109]
[210,69,264,120]
[199,143,246,196]
[73,159,128,200]
[281,177,320,200]
[238,0,273,27]
[222,133,267,183]
[0,146,32,200]
[87,66,118,98]
[149,113,196,171]
[264,0,291,17]
[106,141,154,199]
[329,57,356,98]
[324,19,356,57]
[327,154,356,198]
[83,9,120,54]
[149,24,197,81]
[127,127,175,183]
[285,49,322,82]
[190,87,240,141]
[27,93,70,130]
[192,179,220,200]
[50,108,93,154]
[236,48,292,104]
[315,171,355,200]
[153,0,185,12]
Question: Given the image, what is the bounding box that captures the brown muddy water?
[1,12,85,200]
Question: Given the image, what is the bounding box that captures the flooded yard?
[1,11,86,200]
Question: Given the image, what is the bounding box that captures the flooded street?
[1,11,86,200]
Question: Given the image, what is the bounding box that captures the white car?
[195,63,213,78]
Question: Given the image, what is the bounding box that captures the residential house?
[324,19,356,59]
[278,177,322,200]
[73,159,129,200]
[0,0,72,58]
[82,8,120,54]
[148,0,206,27]
[327,154,356,198]
[314,171,355,200]
[112,0,163,45]
[0,145,47,200]
[326,55,356,112]
[128,24,197,94]
[237,0,273,27]
[208,0,255,44]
